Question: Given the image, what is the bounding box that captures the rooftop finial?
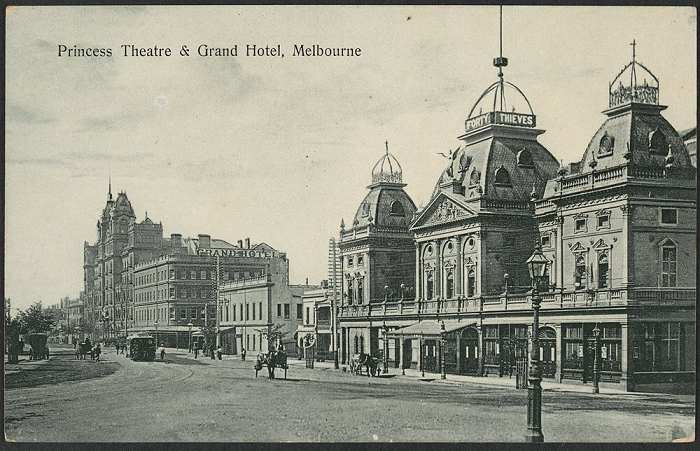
[385,140,389,156]
[108,175,112,200]
[493,4,508,78]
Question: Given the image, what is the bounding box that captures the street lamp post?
[214,256,221,349]
[382,320,389,374]
[592,324,601,394]
[440,321,447,380]
[154,320,159,346]
[188,322,193,353]
[525,244,548,443]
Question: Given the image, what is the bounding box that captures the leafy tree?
[255,324,287,352]
[17,302,57,334]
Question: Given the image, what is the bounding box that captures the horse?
[254,350,289,380]
[350,353,380,377]
[76,342,91,360]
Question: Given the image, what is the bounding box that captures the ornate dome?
[343,143,416,232]
[370,141,403,185]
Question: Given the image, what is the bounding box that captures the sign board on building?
[197,248,277,258]
[464,111,536,132]
[577,344,584,357]
[601,345,607,359]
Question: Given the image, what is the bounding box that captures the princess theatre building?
[336,46,696,393]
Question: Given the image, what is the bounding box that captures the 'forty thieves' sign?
[465,111,536,131]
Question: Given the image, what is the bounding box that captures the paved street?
[4,346,695,442]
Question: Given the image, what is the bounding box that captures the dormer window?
[598,132,615,157]
[494,166,512,187]
[390,200,405,216]
[517,148,534,168]
[361,202,370,217]
[649,128,667,155]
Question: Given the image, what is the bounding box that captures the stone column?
[415,242,422,301]
[455,235,464,296]
[398,336,404,371]
[554,324,563,383]
[477,324,484,376]
[435,241,442,299]
[620,322,634,391]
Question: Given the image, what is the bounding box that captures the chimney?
[198,234,211,249]
[170,233,183,247]
[245,237,250,249]
[237,239,243,248]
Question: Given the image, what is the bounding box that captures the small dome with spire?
[371,141,403,185]
[608,39,659,109]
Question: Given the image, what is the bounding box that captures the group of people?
[74,338,101,361]
[192,342,224,360]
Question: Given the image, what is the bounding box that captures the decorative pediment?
[592,239,609,250]
[572,212,588,219]
[411,193,474,228]
[596,209,611,217]
[464,256,477,266]
[569,242,587,253]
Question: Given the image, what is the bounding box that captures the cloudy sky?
[5,6,696,310]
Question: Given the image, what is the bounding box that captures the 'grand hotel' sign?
[197,248,278,258]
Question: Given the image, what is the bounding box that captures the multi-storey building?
[298,286,334,360]
[335,44,695,393]
[534,51,696,392]
[132,235,287,350]
[336,144,417,361]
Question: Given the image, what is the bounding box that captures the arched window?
[467,269,476,297]
[390,200,405,216]
[517,148,534,167]
[574,256,587,289]
[598,253,609,288]
[357,277,364,304]
[445,270,454,299]
[426,272,434,300]
[661,242,677,287]
[361,201,370,217]
[649,128,667,155]
[469,169,481,186]
[494,166,512,187]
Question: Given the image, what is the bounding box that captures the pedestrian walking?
[159,344,166,360]
[194,346,199,359]
[209,344,215,360]
[241,348,246,361]
[95,343,102,361]
[217,346,222,360]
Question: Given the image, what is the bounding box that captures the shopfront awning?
[387,319,477,339]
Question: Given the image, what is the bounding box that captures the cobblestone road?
[4,347,695,442]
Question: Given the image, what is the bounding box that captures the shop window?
[426,272,434,299]
[660,208,677,225]
[598,253,609,288]
[661,242,677,287]
[574,256,587,289]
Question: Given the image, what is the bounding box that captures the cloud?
[5,102,55,124]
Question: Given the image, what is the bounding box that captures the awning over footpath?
[387,319,478,339]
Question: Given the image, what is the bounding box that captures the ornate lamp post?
[440,321,447,380]
[382,320,389,374]
[592,324,601,394]
[188,322,193,353]
[154,320,159,346]
[525,244,548,443]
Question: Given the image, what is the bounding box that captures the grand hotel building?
[336,46,696,393]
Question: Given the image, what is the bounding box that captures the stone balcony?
[337,287,695,319]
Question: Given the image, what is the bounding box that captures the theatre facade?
[336,46,695,393]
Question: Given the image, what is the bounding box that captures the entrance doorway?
[461,328,479,374]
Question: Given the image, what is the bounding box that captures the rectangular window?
[223,271,229,281]
[180,309,186,320]
[277,304,282,317]
[348,257,354,266]
[200,308,206,320]
[190,270,196,279]
[357,255,364,265]
[191,308,197,319]
[661,246,677,287]
[232,304,236,321]
[541,234,551,248]
[246,304,249,321]
[297,304,303,320]
[660,208,678,225]
[306,307,310,324]
[259,302,262,320]
[597,215,610,229]
[246,335,250,350]
[284,304,290,319]
[575,218,587,233]
[201,270,206,280]
[252,303,256,320]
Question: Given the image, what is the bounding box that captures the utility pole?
[215,255,221,348]
[331,238,339,369]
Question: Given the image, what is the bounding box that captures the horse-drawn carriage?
[128,335,156,361]
[25,333,49,360]
[349,353,381,377]
[254,349,289,379]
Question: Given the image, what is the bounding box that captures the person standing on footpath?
[194,344,199,359]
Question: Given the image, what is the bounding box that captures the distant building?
[297,286,334,360]
[680,127,696,166]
